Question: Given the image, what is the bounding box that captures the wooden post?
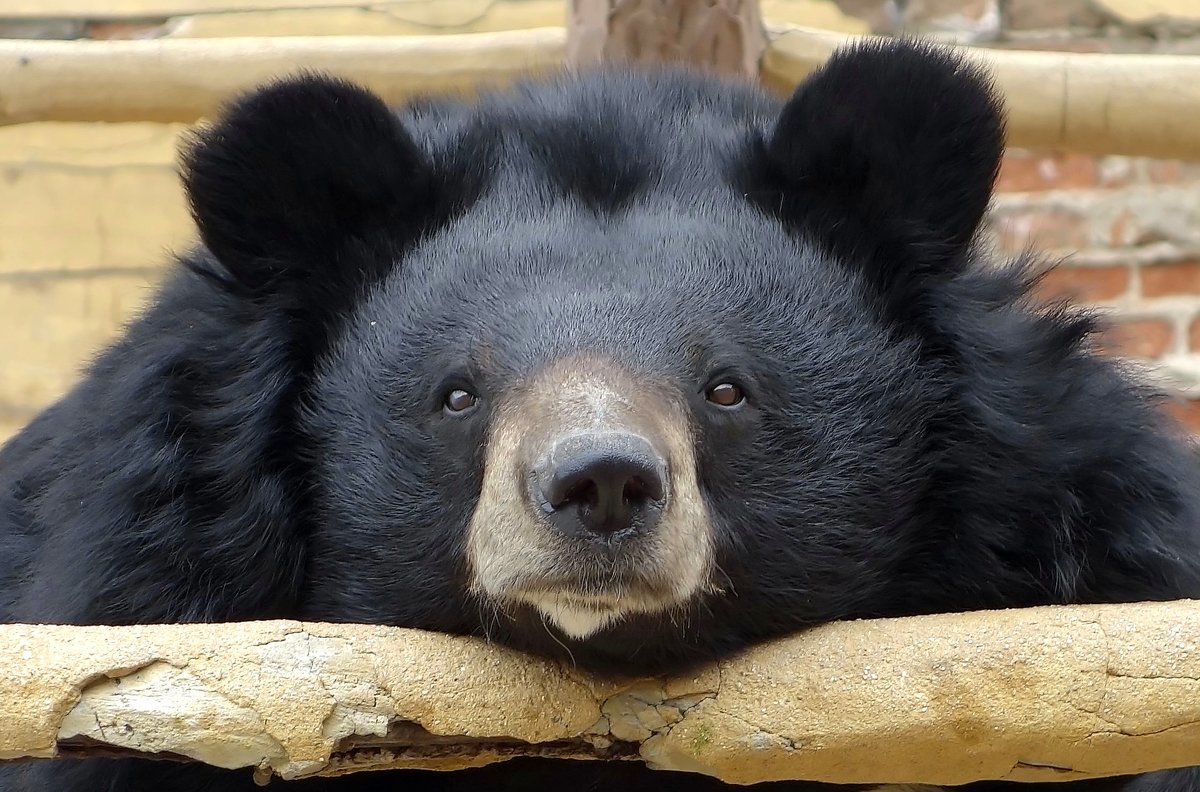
[566,0,767,78]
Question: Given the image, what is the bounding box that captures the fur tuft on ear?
[755,38,1006,306]
[181,73,432,295]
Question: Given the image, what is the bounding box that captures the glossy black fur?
[2,40,1198,791]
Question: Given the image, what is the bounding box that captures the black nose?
[536,433,667,542]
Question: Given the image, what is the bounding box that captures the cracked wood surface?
[1,601,1199,785]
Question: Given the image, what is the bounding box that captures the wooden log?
[762,24,1200,161]
[1,0,544,16]
[2,600,1199,786]
[4,23,1200,156]
[0,29,566,125]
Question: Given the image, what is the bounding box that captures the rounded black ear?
[759,38,1005,295]
[181,73,431,294]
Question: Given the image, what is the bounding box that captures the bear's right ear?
[181,74,432,295]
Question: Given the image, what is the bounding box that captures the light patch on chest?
[526,590,680,639]
[529,596,623,639]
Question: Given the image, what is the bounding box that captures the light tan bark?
[6,23,1200,160]
[762,24,1200,160]
[0,29,566,125]
[0,0,550,16]
[2,601,1199,786]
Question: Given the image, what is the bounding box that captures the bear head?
[180,40,1007,672]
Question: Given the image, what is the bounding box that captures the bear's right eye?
[444,389,478,414]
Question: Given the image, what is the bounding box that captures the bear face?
[3,38,1200,792]
[297,135,942,669]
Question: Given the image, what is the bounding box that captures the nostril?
[623,474,663,503]
[547,462,664,512]
[556,473,657,510]
[535,434,668,539]
[557,477,599,509]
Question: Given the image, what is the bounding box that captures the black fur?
[751,39,1005,332]
[1,39,1197,791]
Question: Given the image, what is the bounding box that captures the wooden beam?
[4,24,1200,159]
[2,601,1199,785]
[0,0,494,16]
[762,24,1200,161]
[0,29,566,125]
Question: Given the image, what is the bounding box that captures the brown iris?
[706,382,745,408]
[444,389,477,413]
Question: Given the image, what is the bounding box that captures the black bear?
[1,37,1197,792]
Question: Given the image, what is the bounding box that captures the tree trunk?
[567,0,767,77]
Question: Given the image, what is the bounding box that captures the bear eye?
[706,382,745,408]
[444,389,478,414]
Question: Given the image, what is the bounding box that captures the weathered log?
[0,0,559,20]
[2,600,1199,786]
[5,24,1200,160]
[762,24,1200,161]
[0,29,566,125]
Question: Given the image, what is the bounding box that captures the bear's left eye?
[444,389,478,414]
[706,382,745,408]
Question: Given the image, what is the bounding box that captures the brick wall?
[830,0,1200,431]
[990,150,1200,431]
[2,0,1200,439]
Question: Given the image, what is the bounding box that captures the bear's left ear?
[757,38,1005,299]
[181,73,432,297]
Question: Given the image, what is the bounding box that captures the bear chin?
[529,595,627,639]
[521,590,684,640]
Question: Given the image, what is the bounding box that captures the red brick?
[992,37,1117,53]
[1141,261,1200,298]
[1164,397,1200,434]
[832,0,898,34]
[1108,210,1138,247]
[1096,157,1136,188]
[996,152,1098,192]
[1145,160,1200,184]
[1101,318,1175,359]
[1108,209,1177,248]
[84,20,169,40]
[1003,0,1105,30]
[903,0,997,31]
[1147,160,1185,184]
[1188,316,1200,352]
[1036,265,1130,303]
[994,208,1089,254]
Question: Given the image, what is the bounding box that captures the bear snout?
[532,431,669,545]
[465,355,716,640]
